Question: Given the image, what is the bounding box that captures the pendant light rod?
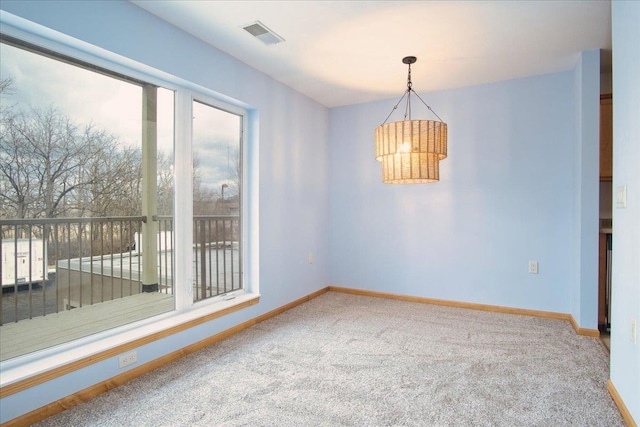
[380,90,408,126]
[380,56,444,125]
[412,91,444,123]
[404,57,414,120]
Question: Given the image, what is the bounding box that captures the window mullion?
[173,89,194,311]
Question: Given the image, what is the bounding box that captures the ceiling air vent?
[242,21,284,46]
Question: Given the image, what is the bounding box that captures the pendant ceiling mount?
[402,56,417,65]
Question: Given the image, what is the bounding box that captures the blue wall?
[610,0,640,420]
[571,50,600,329]
[2,0,636,423]
[329,73,575,313]
[0,1,329,422]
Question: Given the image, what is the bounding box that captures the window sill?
[0,291,260,395]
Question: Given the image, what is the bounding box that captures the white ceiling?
[132,0,611,108]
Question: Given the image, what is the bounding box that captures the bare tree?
[0,106,114,219]
[228,146,241,198]
[83,142,143,217]
[0,77,18,219]
[0,76,14,95]
[1,77,147,220]
[192,154,216,215]
[157,150,174,216]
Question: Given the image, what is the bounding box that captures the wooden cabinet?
[600,95,613,180]
[598,233,607,327]
[598,94,613,330]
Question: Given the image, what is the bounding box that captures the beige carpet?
[36,292,623,426]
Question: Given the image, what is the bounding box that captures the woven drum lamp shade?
[375,119,448,184]
[380,151,440,183]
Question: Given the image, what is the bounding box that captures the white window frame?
[175,92,250,311]
[0,11,259,385]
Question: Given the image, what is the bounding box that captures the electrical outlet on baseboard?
[119,350,138,368]
[528,261,538,274]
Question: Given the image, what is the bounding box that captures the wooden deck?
[0,292,174,361]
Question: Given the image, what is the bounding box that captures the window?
[0,36,176,360]
[192,100,243,302]
[0,17,253,369]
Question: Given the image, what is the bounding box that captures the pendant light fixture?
[375,56,448,184]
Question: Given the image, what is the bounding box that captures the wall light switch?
[528,261,538,274]
[308,252,314,264]
[616,185,627,209]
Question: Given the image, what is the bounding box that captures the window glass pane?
[0,41,175,361]
[192,100,242,302]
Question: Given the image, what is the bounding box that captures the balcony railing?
[193,215,241,301]
[1,215,241,326]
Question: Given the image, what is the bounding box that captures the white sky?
[0,42,240,196]
[193,100,240,194]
